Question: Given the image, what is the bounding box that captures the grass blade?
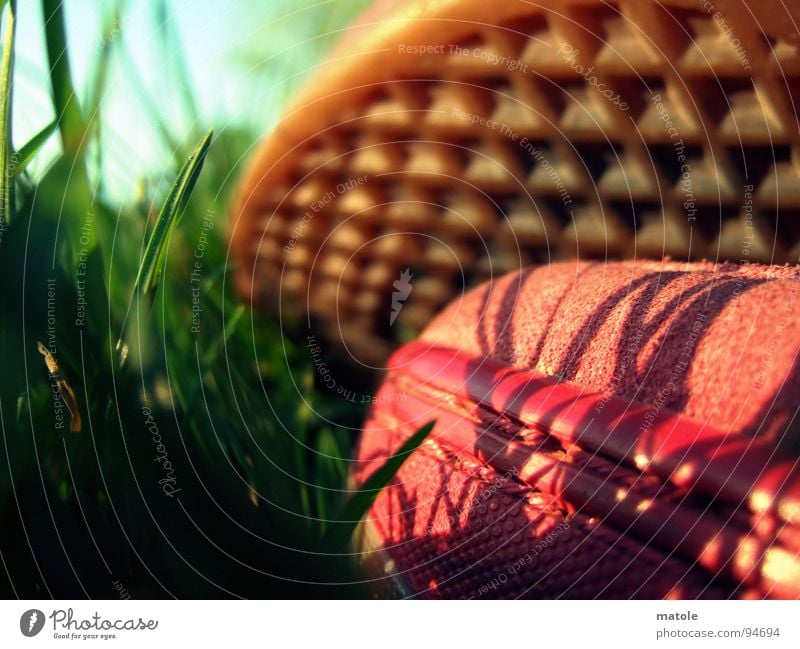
[133,129,213,302]
[323,420,436,549]
[0,0,15,225]
[41,0,86,153]
[12,119,56,177]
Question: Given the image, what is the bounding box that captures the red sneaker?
[354,260,800,598]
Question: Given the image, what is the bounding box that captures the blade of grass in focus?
[0,0,15,224]
[133,129,213,303]
[323,420,436,549]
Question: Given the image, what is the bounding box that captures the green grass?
[0,0,420,598]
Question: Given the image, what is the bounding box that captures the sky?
[12,0,369,200]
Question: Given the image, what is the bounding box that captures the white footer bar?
[0,600,797,647]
